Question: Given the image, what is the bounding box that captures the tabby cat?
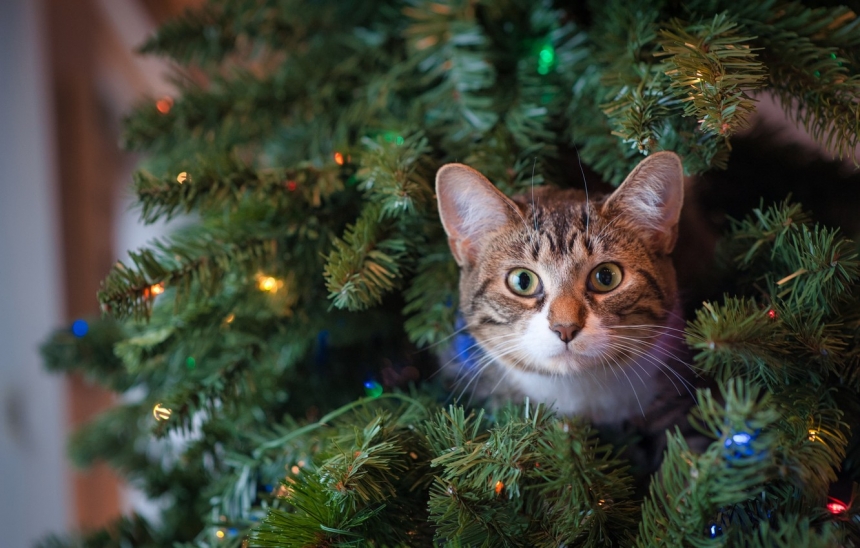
[436,152,697,448]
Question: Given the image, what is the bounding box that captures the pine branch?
[659,13,767,138]
[98,228,278,321]
[722,198,813,270]
[426,403,637,546]
[250,397,435,546]
[403,250,459,348]
[133,161,343,224]
[637,382,781,547]
[405,0,499,142]
[740,2,860,163]
[40,318,130,391]
[686,298,793,387]
[323,203,408,311]
[771,225,859,315]
[357,133,434,220]
[139,0,390,67]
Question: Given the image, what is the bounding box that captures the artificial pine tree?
[39,1,860,546]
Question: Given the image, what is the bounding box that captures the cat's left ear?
[436,163,521,267]
[603,151,684,254]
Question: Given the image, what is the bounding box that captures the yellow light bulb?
[150,282,165,296]
[153,403,172,421]
[177,172,188,184]
[215,530,225,539]
[494,480,504,495]
[257,275,280,292]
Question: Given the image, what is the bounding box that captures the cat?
[436,152,700,466]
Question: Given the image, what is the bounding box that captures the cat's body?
[436,153,698,448]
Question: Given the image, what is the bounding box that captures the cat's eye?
[506,268,542,297]
[588,263,623,292]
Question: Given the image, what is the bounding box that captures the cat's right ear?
[436,164,520,267]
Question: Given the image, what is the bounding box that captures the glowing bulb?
[286,180,297,192]
[150,282,165,296]
[155,97,173,114]
[808,429,819,442]
[828,499,848,514]
[177,172,188,184]
[494,480,504,495]
[539,46,554,63]
[71,319,89,338]
[731,433,751,445]
[291,465,300,474]
[257,275,280,292]
[334,152,345,165]
[153,403,172,421]
[215,530,225,539]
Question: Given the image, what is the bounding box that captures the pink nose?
[551,323,581,343]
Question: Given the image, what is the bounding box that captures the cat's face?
[436,153,684,378]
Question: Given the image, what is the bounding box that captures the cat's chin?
[509,349,599,377]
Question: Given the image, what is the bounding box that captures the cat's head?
[436,152,684,377]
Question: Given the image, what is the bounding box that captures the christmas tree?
[39,1,860,546]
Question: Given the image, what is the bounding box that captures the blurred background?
[0,0,200,545]
[1,0,856,546]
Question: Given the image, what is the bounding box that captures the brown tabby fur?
[436,153,699,451]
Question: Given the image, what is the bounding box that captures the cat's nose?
[551,323,581,343]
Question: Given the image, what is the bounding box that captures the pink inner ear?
[604,152,684,254]
[436,164,520,265]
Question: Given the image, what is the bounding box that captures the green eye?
[589,263,623,292]
[506,268,542,296]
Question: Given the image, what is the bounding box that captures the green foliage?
[40,1,860,547]
[425,403,639,546]
[659,13,767,137]
[637,380,849,547]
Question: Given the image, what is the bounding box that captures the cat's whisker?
[604,331,704,374]
[572,140,590,240]
[604,332,696,366]
[489,361,518,396]
[601,343,652,384]
[530,157,539,242]
[416,324,471,353]
[603,326,694,344]
[454,342,524,403]
[610,322,706,343]
[603,341,683,394]
[582,356,611,394]
[449,337,520,377]
[604,340,697,399]
[433,331,521,374]
[602,348,646,417]
[604,323,690,335]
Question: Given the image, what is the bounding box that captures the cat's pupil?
[517,272,530,289]
[596,267,614,286]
